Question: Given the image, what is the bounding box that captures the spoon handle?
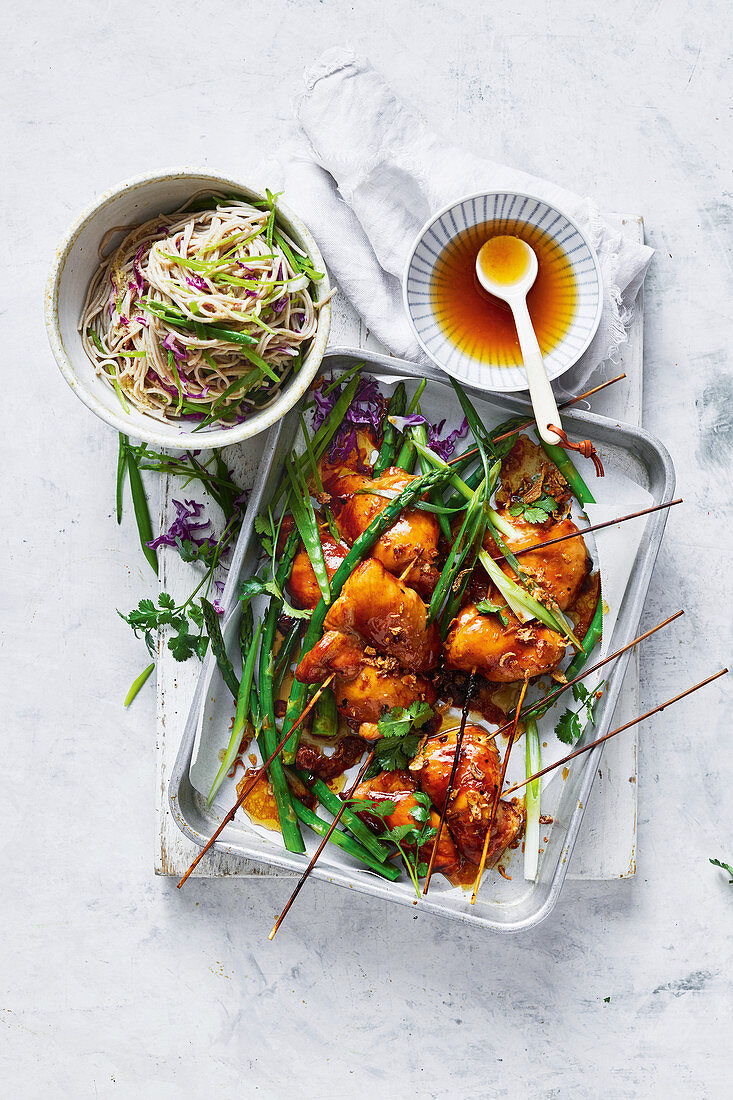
[510,296,562,445]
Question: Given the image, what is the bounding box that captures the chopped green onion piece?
[124,662,155,707]
[523,718,541,880]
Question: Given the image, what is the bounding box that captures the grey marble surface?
[3,1,732,1096]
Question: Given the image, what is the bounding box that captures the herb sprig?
[368,701,434,774]
[508,491,558,525]
[475,600,510,627]
[710,858,733,883]
[350,791,437,895]
[555,680,603,745]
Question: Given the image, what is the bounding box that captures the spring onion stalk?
[311,688,338,737]
[252,528,304,852]
[478,547,582,647]
[141,299,259,347]
[281,464,456,761]
[523,717,541,881]
[373,382,407,475]
[206,613,264,808]
[444,463,486,511]
[258,600,305,853]
[298,413,339,540]
[320,361,364,396]
[116,433,127,524]
[534,431,596,505]
[290,800,400,880]
[412,423,452,540]
[295,771,391,862]
[394,380,428,470]
[427,478,487,625]
[284,457,330,603]
[125,446,158,575]
[412,438,475,498]
[123,662,155,707]
[273,621,303,693]
[486,507,515,539]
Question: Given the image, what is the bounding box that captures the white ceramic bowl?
[403,191,602,393]
[45,168,331,449]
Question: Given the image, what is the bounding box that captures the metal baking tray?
[169,346,674,932]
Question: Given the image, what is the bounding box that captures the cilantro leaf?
[555,680,602,745]
[239,575,311,620]
[348,788,437,896]
[370,701,434,773]
[710,858,733,883]
[555,708,583,746]
[254,513,274,559]
[508,492,557,524]
[572,681,590,703]
[475,599,510,627]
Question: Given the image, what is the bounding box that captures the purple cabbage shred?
[427,416,469,459]
[162,333,188,368]
[185,273,209,292]
[147,499,213,552]
[312,375,386,463]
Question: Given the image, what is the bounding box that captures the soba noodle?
[80,192,324,425]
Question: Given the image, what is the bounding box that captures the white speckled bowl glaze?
[403,191,602,393]
[45,168,331,450]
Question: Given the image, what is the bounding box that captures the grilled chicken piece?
[295,630,436,728]
[484,511,590,611]
[287,527,349,610]
[352,769,461,876]
[444,603,566,682]
[409,725,524,866]
[328,467,440,597]
[324,558,441,672]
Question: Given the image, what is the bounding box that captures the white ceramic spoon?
[475,236,562,445]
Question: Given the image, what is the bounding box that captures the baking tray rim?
[167,345,675,932]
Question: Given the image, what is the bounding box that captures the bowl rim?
[402,188,603,393]
[45,166,331,450]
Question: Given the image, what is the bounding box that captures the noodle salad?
[80,191,327,428]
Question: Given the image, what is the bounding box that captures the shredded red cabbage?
[130,244,146,297]
[185,273,209,292]
[427,416,469,459]
[388,412,469,459]
[312,374,386,462]
[147,499,213,551]
[162,333,188,367]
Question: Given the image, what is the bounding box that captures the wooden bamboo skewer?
[177,673,335,889]
[470,676,530,903]
[422,668,478,895]
[487,498,683,561]
[502,669,728,797]
[269,749,377,939]
[448,373,627,466]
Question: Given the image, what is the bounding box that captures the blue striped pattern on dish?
[403,192,603,393]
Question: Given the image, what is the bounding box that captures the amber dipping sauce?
[430,219,578,367]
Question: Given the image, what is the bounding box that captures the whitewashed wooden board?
[154,214,644,881]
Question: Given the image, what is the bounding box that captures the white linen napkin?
[278,47,653,396]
